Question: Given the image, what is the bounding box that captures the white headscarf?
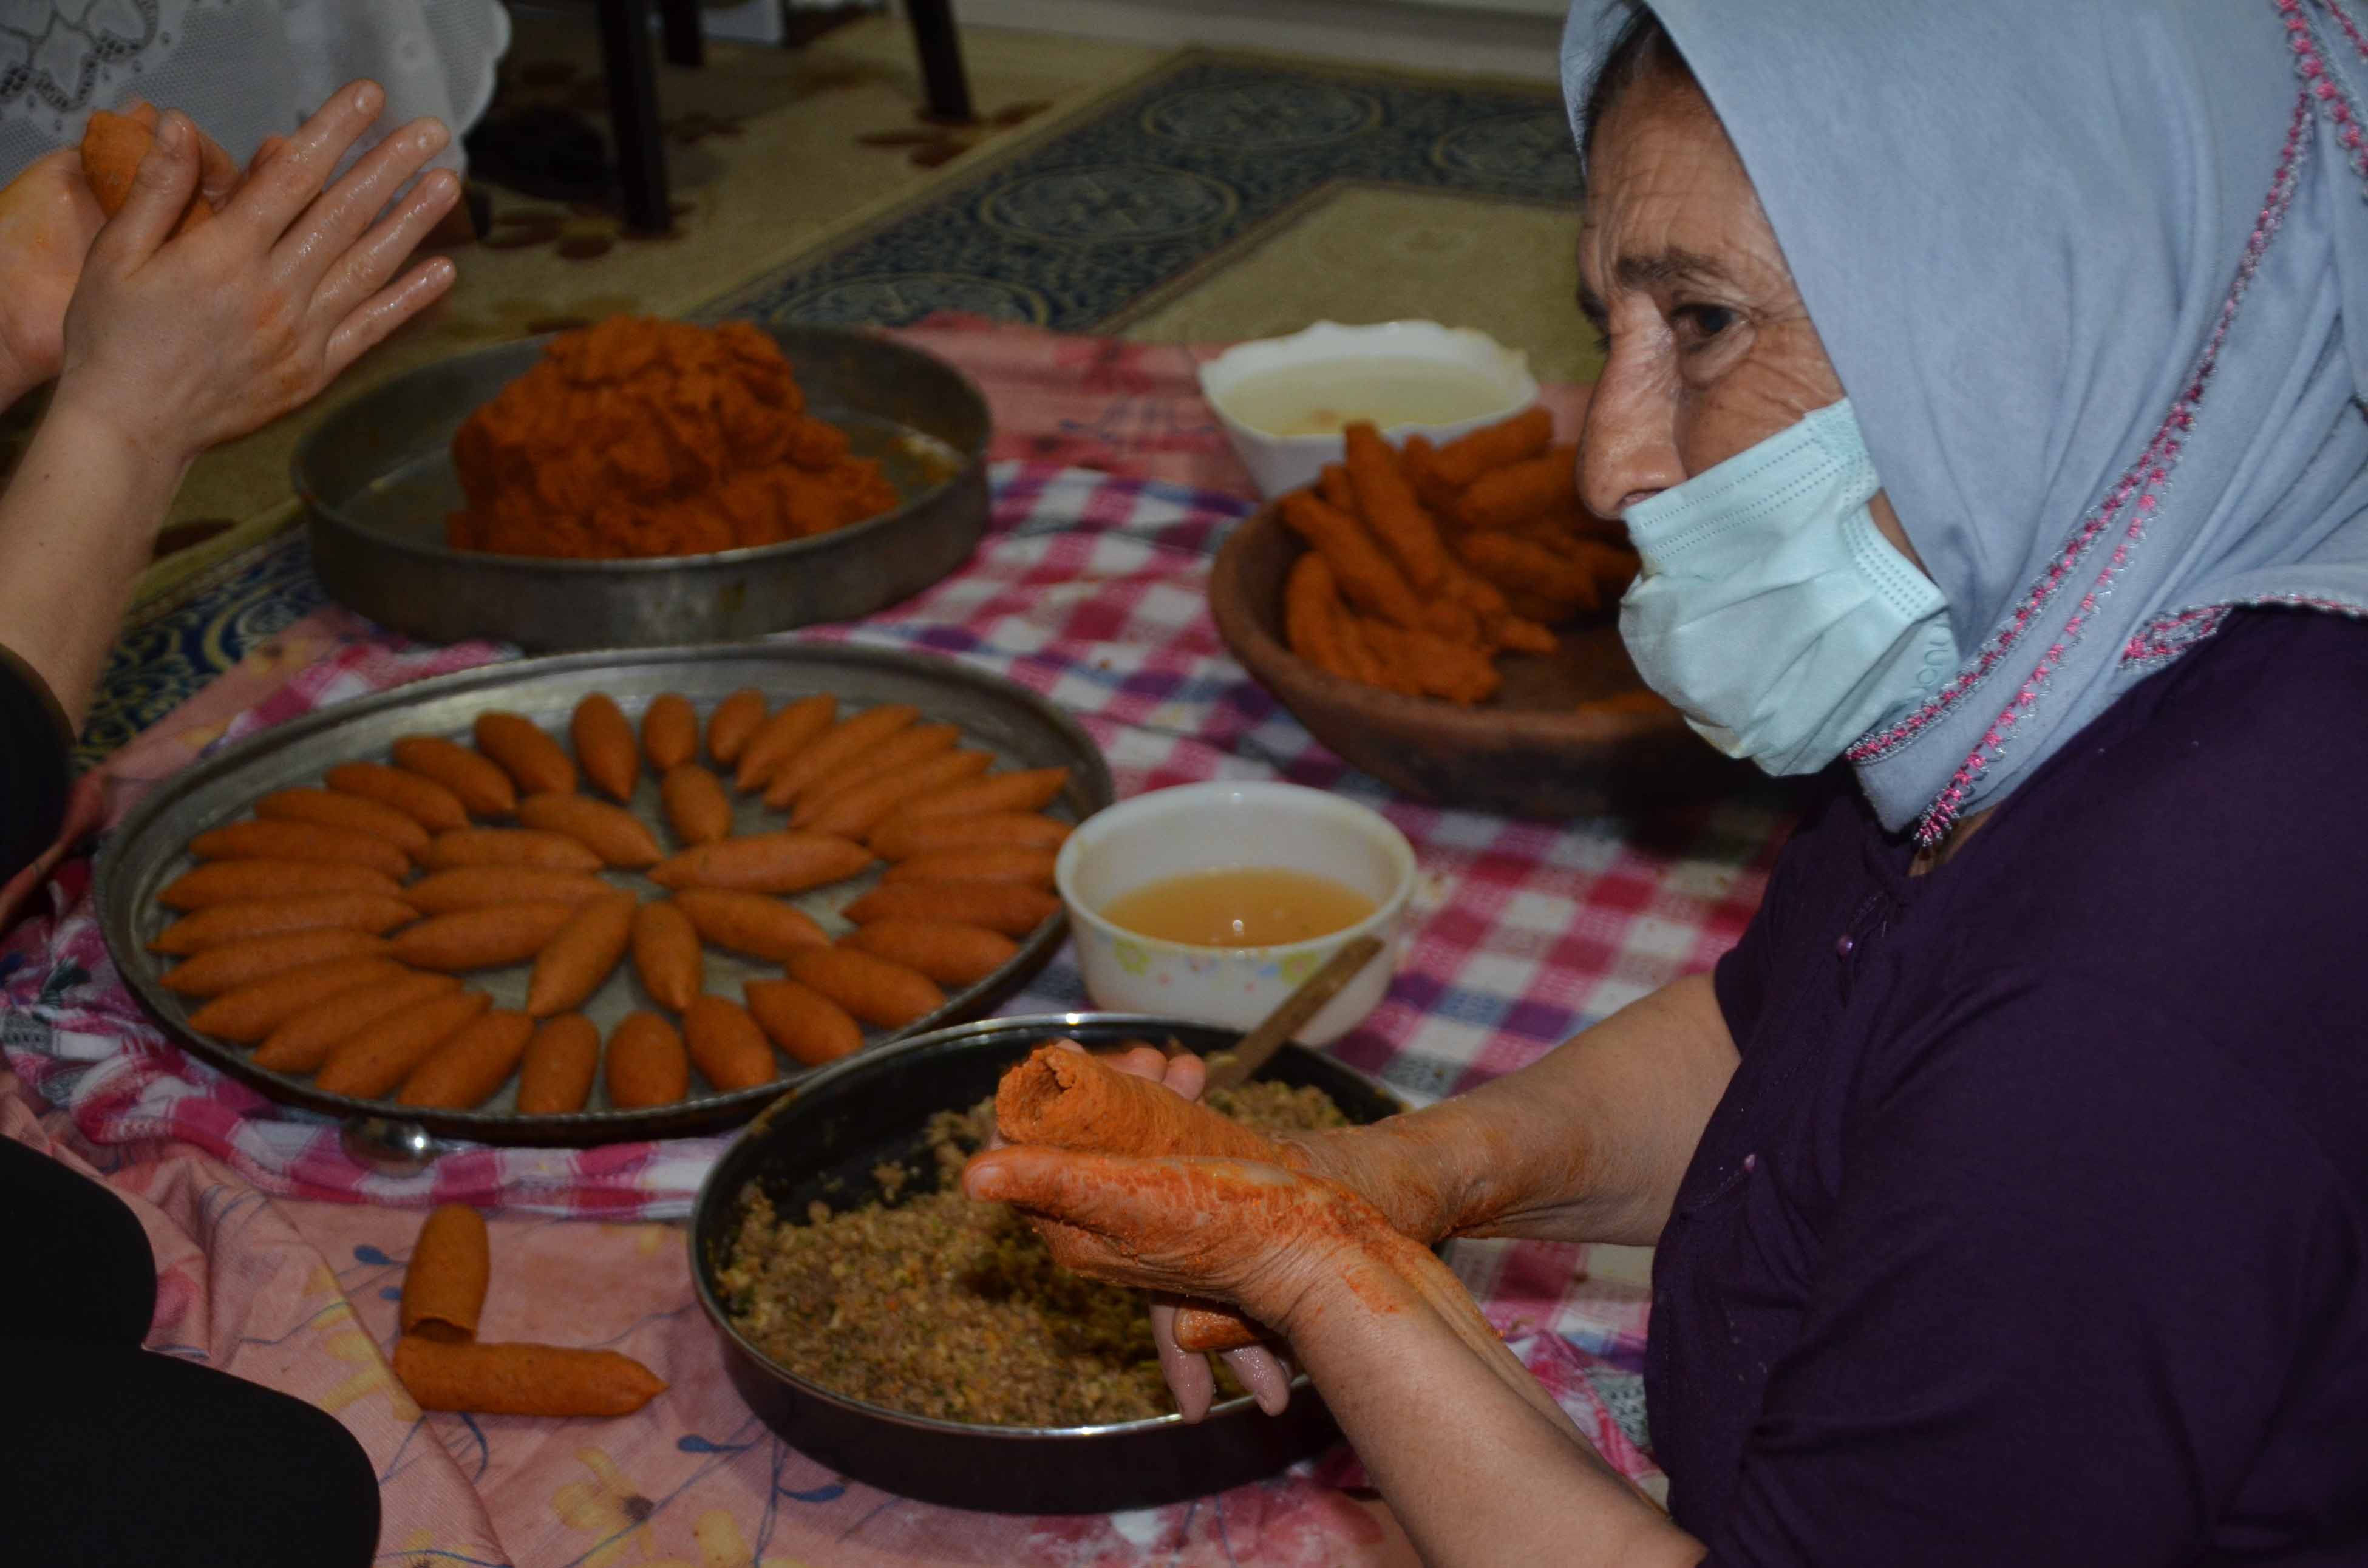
[1565,0,2368,841]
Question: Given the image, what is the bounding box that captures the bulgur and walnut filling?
[716,1079,1350,1427]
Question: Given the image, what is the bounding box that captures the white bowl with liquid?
[1197,320,1539,500]
[1054,781,1417,1046]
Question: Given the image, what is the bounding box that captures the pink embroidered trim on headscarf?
[2120,605,2234,668]
[1901,80,2318,844]
[2122,594,2368,668]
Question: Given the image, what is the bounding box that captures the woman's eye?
[1671,304,1737,346]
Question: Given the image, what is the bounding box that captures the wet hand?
[0,151,102,401]
[51,82,460,469]
[0,105,240,402]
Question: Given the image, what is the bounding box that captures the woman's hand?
[0,83,466,741]
[993,1040,1486,1419]
[49,81,460,470]
[975,977,1748,1422]
[964,1138,1392,1340]
[1274,1120,1467,1245]
[966,1121,1604,1444]
[0,105,241,407]
[1299,974,1749,1252]
[976,1040,1299,1420]
[0,151,104,406]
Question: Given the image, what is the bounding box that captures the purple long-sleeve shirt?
[1655,608,2368,1564]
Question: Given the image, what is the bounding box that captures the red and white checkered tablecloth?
[1,455,1788,1560]
[2,463,1779,1206]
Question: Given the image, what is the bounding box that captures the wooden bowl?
[1208,504,1750,819]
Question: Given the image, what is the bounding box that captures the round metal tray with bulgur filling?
[689,1014,1419,1515]
[720,1070,1347,1428]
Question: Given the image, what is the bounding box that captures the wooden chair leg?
[904,0,975,124]
[597,0,673,232]
[659,0,705,67]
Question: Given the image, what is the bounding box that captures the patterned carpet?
[710,55,1578,334]
[80,49,1582,765]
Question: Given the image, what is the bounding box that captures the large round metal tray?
[690,1013,1414,1514]
[294,325,992,651]
[94,643,1113,1147]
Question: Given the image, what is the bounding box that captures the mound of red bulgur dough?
[447,317,901,560]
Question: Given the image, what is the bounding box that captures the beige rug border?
[1166,42,1564,101]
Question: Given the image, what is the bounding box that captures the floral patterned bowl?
[1053,781,1415,1044]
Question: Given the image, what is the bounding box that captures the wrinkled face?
[1576,70,1916,561]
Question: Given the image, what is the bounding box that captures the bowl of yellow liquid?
[1055,781,1417,1045]
[1197,321,1539,500]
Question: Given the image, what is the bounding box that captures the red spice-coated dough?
[446,317,900,560]
[994,1043,1285,1164]
[80,109,213,236]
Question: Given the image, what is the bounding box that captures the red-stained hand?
[976,1039,1310,1422]
[965,1140,1386,1306]
[50,81,460,467]
[964,1136,1397,1396]
[1274,1120,1466,1246]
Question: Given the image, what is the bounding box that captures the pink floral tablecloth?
[0,321,1777,1565]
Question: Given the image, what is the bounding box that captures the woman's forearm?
[0,393,184,729]
[1313,972,1738,1247]
[1282,1246,1703,1568]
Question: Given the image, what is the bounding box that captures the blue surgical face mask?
[1617,399,1959,776]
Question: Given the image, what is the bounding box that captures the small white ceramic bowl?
[1055,781,1416,1046]
[1197,320,1539,500]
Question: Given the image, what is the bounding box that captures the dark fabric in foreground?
[1661,609,2368,1565]
[0,648,70,888]
[0,1137,381,1565]
[0,1132,157,1346]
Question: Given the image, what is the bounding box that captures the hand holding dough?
[962,1143,1378,1336]
[80,109,220,237]
[964,1142,1582,1442]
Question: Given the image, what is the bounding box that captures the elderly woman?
[965,1,2368,1561]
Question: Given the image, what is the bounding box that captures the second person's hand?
[0,151,104,407]
[0,103,242,406]
[50,81,460,471]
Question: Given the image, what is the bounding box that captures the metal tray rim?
[94,643,1115,1144]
